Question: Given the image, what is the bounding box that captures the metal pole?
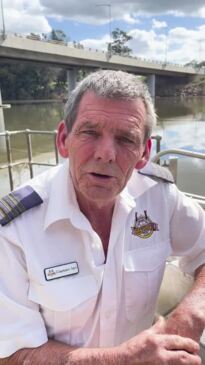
[96,4,112,45]
[53,131,59,164]
[25,129,34,178]
[5,132,14,191]
[164,29,168,65]
[108,4,111,45]
[0,0,6,39]
[0,87,8,151]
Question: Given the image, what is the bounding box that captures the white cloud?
[2,0,205,64]
[123,14,140,25]
[2,0,205,36]
[128,29,165,59]
[79,23,205,64]
[40,0,205,22]
[152,19,167,29]
[1,0,51,34]
[198,6,205,17]
[80,34,109,52]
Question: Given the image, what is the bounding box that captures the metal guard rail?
[0,129,59,191]
[151,148,205,208]
[152,148,205,163]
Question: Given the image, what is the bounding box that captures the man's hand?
[117,317,201,365]
[161,264,205,343]
[0,320,201,365]
[163,306,205,343]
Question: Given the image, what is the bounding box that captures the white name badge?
[44,262,79,281]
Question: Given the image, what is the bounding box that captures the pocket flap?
[124,244,170,272]
[28,274,99,311]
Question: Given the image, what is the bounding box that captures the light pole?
[96,4,112,46]
[163,29,168,66]
[198,39,202,63]
[0,0,5,39]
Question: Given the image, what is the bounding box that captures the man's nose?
[94,137,116,163]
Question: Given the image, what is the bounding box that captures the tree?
[0,63,67,100]
[50,29,67,43]
[109,28,132,56]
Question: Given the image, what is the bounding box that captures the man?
[0,70,204,365]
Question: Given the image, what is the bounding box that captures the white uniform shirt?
[0,160,205,358]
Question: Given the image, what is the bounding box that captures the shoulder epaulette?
[0,185,43,226]
[138,162,174,183]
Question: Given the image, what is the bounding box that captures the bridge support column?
[0,88,6,151]
[67,68,78,96]
[147,74,156,103]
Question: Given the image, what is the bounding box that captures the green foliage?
[109,28,132,56]
[0,63,67,101]
[185,60,205,69]
[0,28,72,101]
[50,29,67,42]
[77,69,90,82]
[199,61,205,67]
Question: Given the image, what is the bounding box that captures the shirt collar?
[126,161,158,200]
[43,160,79,230]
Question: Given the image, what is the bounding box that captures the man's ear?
[135,138,152,170]
[56,120,69,158]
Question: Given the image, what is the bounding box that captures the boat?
[153,148,205,363]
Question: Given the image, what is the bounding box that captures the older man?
[0,70,204,365]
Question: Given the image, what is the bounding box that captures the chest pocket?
[123,243,170,322]
[28,274,99,340]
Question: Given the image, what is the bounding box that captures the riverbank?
[157,76,205,97]
[175,77,205,97]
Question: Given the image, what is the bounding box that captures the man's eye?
[117,136,135,145]
[81,130,98,136]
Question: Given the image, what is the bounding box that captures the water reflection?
[0,102,63,163]
[155,120,205,153]
[4,102,63,130]
[154,97,205,196]
[156,96,205,120]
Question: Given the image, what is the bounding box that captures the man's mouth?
[90,172,112,179]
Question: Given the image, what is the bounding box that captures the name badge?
[44,262,79,281]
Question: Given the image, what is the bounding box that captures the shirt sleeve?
[0,230,48,358]
[169,184,205,275]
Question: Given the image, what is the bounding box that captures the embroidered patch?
[44,262,79,281]
[131,210,159,238]
[0,186,43,226]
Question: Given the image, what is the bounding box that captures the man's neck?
[76,196,115,258]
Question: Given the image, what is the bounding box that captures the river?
[0,96,205,197]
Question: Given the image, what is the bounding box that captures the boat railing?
[152,148,205,209]
[0,129,162,193]
[152,148,205,163]
[0,129,59,191]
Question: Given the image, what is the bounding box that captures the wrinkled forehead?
[76,91,147,121]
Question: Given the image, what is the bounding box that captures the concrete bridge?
[0,33,204,99]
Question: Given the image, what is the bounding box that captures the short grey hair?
[64,69,156,142]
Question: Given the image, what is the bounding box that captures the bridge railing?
[0,129,161,193]
[1,31,199,72]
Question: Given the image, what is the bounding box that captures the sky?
[1,0,205,64]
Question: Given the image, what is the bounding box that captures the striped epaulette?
[0,185,43,226]
[138,162,174,183]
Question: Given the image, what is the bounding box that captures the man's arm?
[0,319,201,365]
[164,264,205,342]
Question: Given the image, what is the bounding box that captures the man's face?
[59,91,151,208]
